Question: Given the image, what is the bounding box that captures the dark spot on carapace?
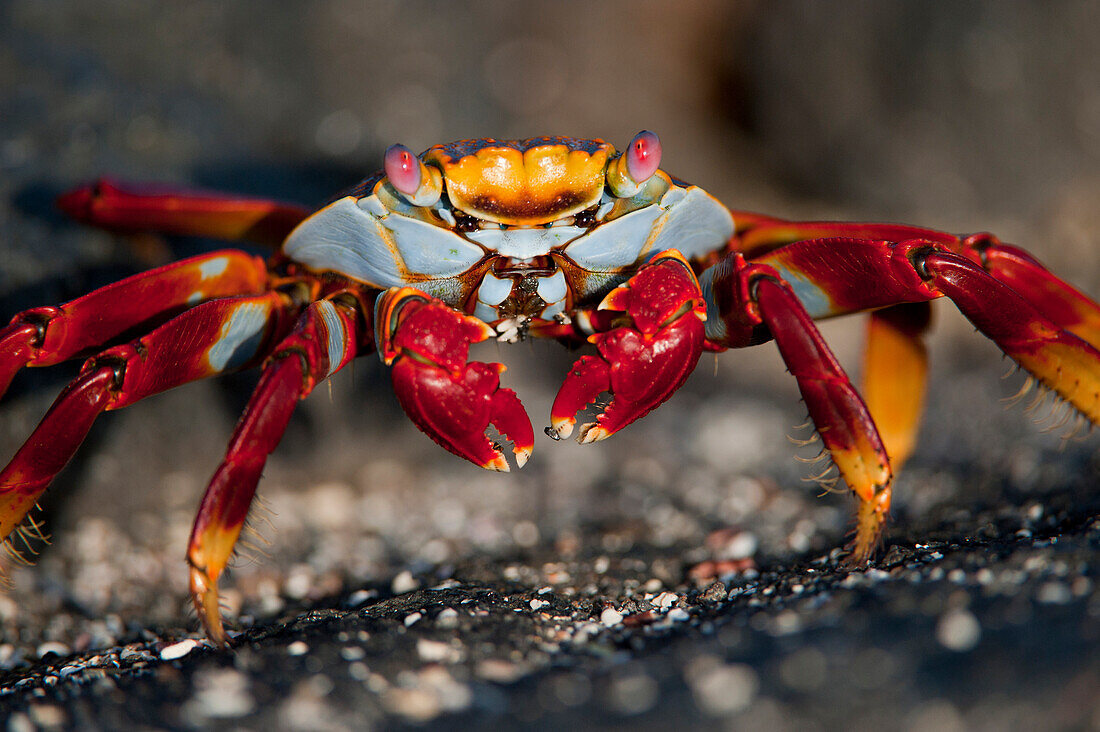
[574,205,599,228]
[452,210,481,232]
[468,190,589,220]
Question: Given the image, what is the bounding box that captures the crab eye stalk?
[384,143,443,207]
[606,130,662,198]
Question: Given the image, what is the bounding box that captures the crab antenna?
[384,143,443,207]
[606,130,662,198]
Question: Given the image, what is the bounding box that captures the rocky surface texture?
[2,2,1099,729]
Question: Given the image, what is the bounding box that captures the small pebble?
[346,589,378,608]
[392,571,419,594]
[36,642,70,659]
[7,712,33,732]
[119,647,153,663]
[601,607,624,627]
[160,639,199,661]
[687,657,759,716]
[530,599,550,611]
[283,566,313,599]
[287,641,310,656]
[436,608,459,628]
[405,611,423,627]
[607,670,659,715]
[654,592,678,609]
[184,669,255,719]
[417,638,453,663]
[936,609,981,652]
[477,658,525,683]
[1038,582,1071,604]
[28,705,66,728]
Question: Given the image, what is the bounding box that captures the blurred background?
[1,0,1098,673]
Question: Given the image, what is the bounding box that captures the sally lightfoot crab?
[3,132,1100,644]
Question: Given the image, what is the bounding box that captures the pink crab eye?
[384,143,422,196]
[625,130,661,183]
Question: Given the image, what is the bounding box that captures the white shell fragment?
[160,638,200,661]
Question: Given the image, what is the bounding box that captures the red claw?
[380,289,534,471]
[549,250,706,443]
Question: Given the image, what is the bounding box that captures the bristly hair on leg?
[789,415,843,494]
[2,504,51,570]
[1001,374,1035,408]
[1060,413,1092,447]
[233,493,277,568]
[844,502,886,564]
[1013,371,1096,442]
[805,461,841,495]
[787,418,820,448]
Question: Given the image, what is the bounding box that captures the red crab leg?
[729,216,958,257]
[187,295,365,643]
[0,250,269,399]
[731,216,1100,346]
[377,287,534,472]
[706,255,894,561]
[861,302,932,469]
[58,179,310,247]
[958,233,1100,350]
[0,291,299,549]
[736,236,1100,422]
[549,250,707,443]
[914,247,1100,423]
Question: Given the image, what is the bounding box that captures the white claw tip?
[486,454,511,473]
[547,420,574,440]
[514,449,531,469]
[577,423,610,444]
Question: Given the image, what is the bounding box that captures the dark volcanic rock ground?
[1,486,1099,729]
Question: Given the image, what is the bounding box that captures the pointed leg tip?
[189,565,229,647]
[844,493,889,567]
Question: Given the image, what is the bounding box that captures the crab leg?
[732,215,1100,347]
[958,234,1100,350]
[704,235,1100,546]
[729,216,958,257]
[58,179,310,247]
[0,291,299,550]
[187,295,365,643]
[861,302,932,469]
[915,248,1100,423]
[740,236,1100,421]
[376,287,534,471]
[0,250,269,400]
[704,254,894,560]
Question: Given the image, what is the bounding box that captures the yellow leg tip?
[189,564,229,646]
[845,489,891,566]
